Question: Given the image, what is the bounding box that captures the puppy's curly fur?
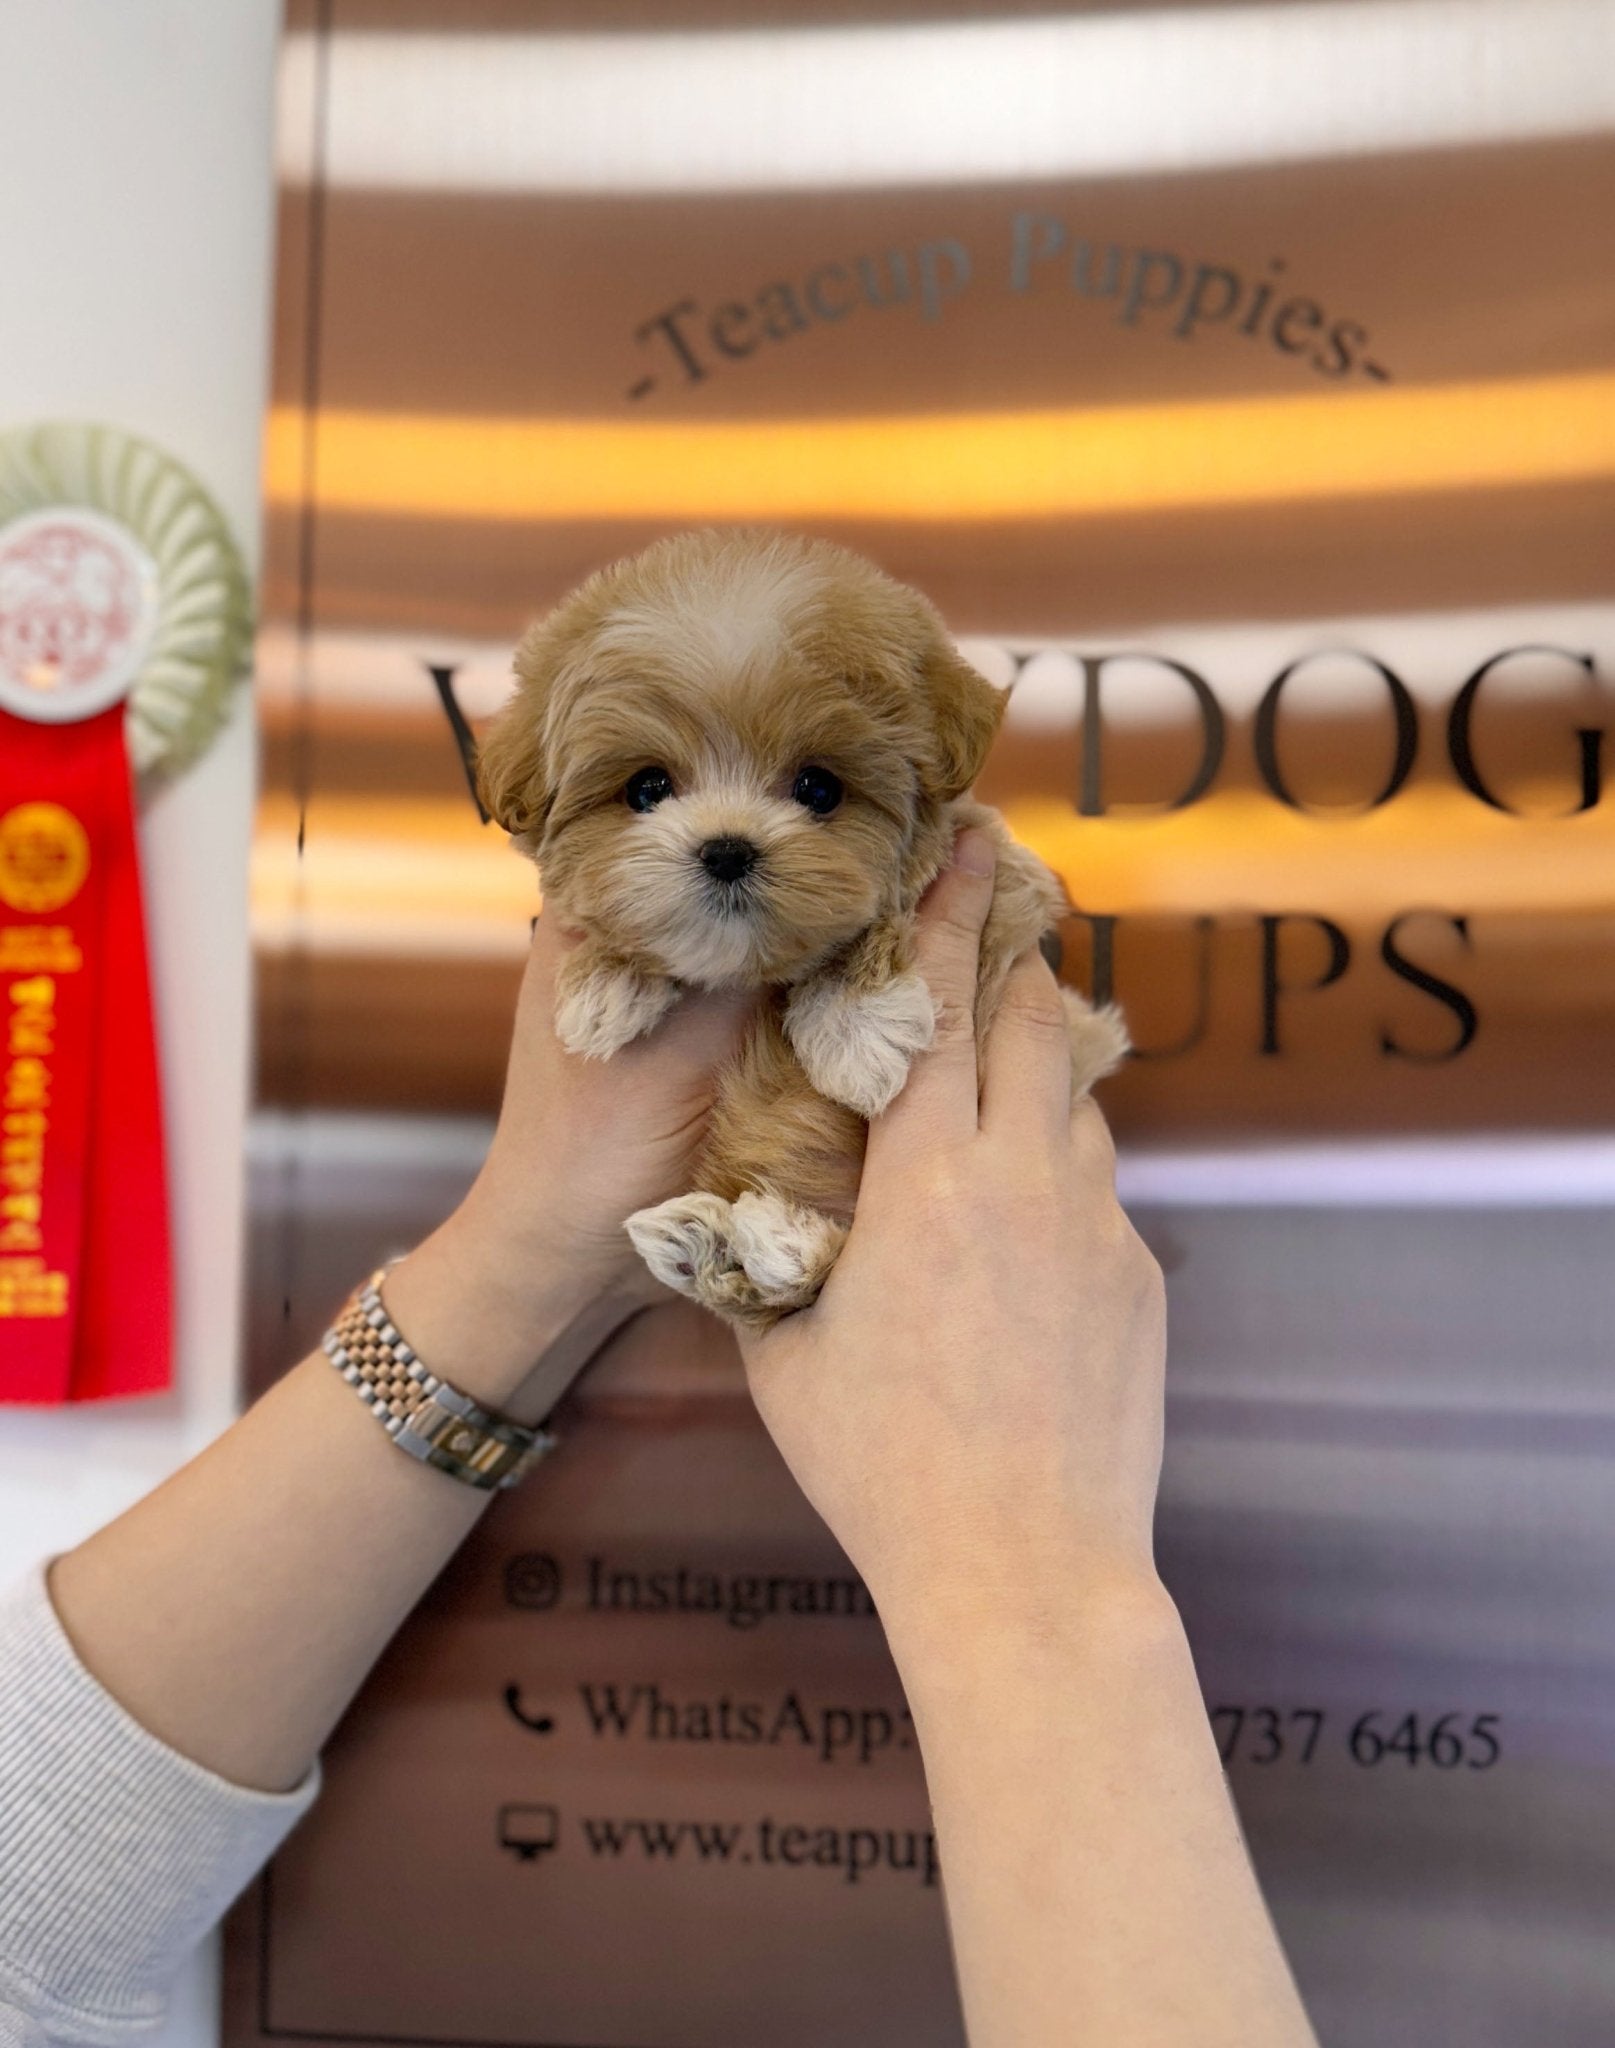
[478,530,1127,1332]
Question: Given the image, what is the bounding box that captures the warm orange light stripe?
[251,787,1615,963]
[262,372,1615,525]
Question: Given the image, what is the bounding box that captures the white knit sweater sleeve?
[0,1566,319,2048]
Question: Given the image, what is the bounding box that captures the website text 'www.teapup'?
[578,1813,938,1887]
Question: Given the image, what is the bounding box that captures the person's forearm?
[888,1572,1318,2048]
[48,1200,610,1796]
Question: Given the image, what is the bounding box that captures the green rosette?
[0,421,253,781]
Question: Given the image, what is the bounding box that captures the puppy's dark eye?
[625,766,674,812]
[791,766,843,816]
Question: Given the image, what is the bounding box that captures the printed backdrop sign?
[236,5,1615,2045]
[228,1311,965,2048]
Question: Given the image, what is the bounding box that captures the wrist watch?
[321,1270,556,1491]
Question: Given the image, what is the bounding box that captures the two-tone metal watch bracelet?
[322,1270,556,1491]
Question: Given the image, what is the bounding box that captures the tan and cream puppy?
[477,530,1127,1332]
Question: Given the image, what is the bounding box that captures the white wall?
[0,4,282,2041]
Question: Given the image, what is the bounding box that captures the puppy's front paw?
[555,963,677,1059]
[785,971,936,1117]
[625,1192,737,1299]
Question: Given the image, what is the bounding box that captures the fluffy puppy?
[477,530,1127,1332]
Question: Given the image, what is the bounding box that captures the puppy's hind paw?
[785,971,936,1118]
[729,1191,847,1309]
[625,1189,848,1332]
[556,964,678,1060]
[625,1192,738,1301]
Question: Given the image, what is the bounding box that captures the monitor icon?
[499,1803,560,1862]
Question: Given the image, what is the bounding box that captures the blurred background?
[255,0,1615,1152]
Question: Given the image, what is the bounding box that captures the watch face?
[0,507,159,724]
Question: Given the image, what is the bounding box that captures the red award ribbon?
[0,499,176,1402]
[0,710,172,1400]
[0,433,249,1405]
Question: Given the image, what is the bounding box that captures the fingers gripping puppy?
[477,531,1128,1333]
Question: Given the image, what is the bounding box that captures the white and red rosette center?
[0,508,159,725]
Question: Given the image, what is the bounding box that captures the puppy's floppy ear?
[475,622,555,853]
[916,629,1006,801]
[475,702,550,850]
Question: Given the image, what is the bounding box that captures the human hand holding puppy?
[381,911,755,1423]
[736,826,1166,1631]
[740,830,1318,2048]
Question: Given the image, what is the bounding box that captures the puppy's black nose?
[699,835,759,883]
